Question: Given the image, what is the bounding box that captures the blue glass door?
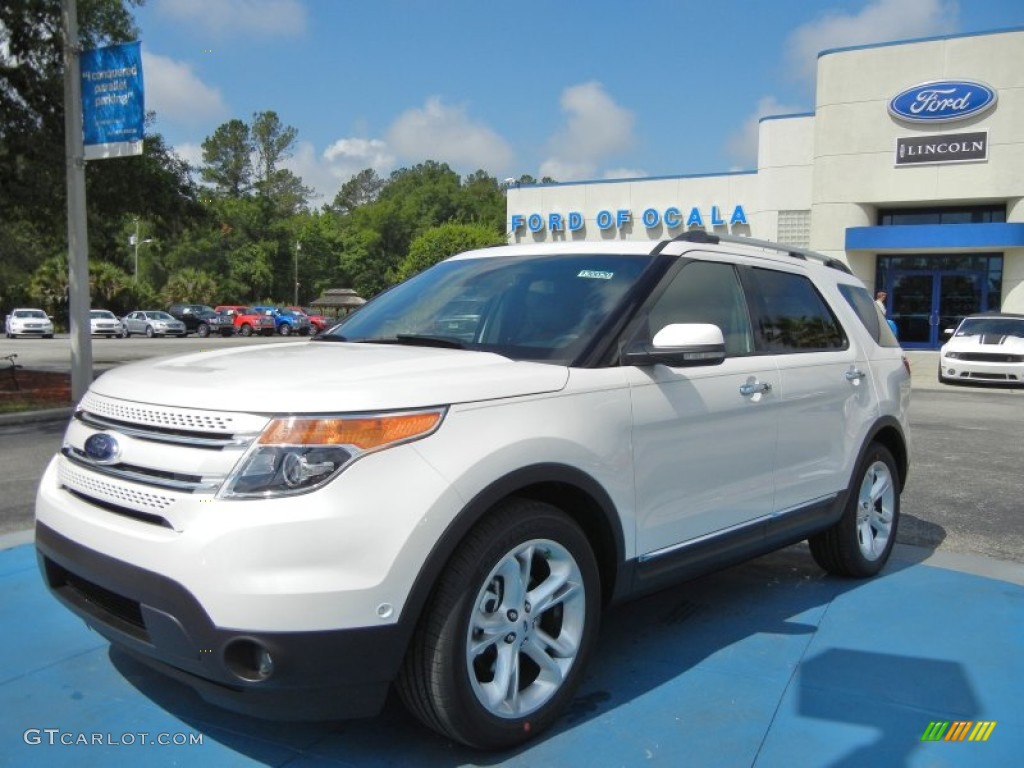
[889,271,986,348]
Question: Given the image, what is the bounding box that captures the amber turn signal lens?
[259,411,442,450]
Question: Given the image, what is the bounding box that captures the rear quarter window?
[837,284,900,348]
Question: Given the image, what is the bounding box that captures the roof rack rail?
[668,231,852,274]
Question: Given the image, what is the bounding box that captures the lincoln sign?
[895,132,988,166]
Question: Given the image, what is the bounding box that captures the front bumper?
[36,522,402,720]
[940,356,1024,384]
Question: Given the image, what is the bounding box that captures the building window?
[777,210,810,247]
[877,205,1006,226]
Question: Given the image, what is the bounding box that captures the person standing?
[875,290,888,315]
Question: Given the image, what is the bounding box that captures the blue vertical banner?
[80,41,144,160]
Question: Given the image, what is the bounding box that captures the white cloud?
[285,139,397,204]
[142,51,229,127]
[603,168,648,181]
[540,81,635,181]
[156,0,307,38]
[786,0,959,82]
[171,141,205,168]
[724,96,806,170]
[386,97,514,174]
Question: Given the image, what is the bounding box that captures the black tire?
[397,498,601,750]
[240,324,253,337]
[279,323,291,336]
[145,326,155,338]
[197,323,210,338]
[809,443,900,577]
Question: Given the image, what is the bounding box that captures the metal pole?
[294,241,300,305]
[133,218,139,282]
[62,0,93,402]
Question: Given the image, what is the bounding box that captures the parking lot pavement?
[1,538,1020,767]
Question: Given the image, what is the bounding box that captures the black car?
[167,303,236,337]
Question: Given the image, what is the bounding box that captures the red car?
[214,305,276,337]
[286,306,330,334]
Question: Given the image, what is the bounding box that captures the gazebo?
[310,288,366,318]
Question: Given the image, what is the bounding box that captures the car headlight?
[943,351,959,359]
[219,408,446,498]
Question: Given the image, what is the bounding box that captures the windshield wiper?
[312,334,348,342]
[393,334,467,349]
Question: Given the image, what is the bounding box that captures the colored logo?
[889,81,997,123]
[921,721,997,742]
[83,433,121,464]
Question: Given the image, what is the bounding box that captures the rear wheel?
[809,443,899,577]
[397,498,600,749]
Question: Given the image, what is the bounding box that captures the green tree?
[162,268,220,305]
[396,223,504,281]
[89,260,132,308]
[330,168,384,214]
[201,118,253,197]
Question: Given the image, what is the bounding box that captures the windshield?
[320,252,656,362]
[147,311,175,321]
[90,310,116,319]
[15,310,47,318]
[956,317,1024,338]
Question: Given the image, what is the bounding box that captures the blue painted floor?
[1,541,1021,767]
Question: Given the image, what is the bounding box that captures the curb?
[0,407,73,427]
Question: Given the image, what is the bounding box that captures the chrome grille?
[80,392,241,433]
[59,461,177,511]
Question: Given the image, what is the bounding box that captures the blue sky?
[135,0,1024,206]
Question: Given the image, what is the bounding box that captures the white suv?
[36,233,910,749]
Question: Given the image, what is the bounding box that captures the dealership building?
[505,27,1024,349]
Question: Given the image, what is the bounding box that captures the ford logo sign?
[888,80,997,123]
[83,433,121,464]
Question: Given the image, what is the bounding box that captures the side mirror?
[942,328,955,339]
[622,323,727,367]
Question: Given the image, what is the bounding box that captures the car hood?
[89,342,570,413]
[942,334,1024,354]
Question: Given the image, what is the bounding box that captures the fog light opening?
[224,638,275,682]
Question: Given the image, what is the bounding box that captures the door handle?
[739,381,772,396]
[845,368,866,382]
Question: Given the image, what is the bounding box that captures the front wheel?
[239,324,253,337]
[809,443,900,577]
[197,323,210,338]
[397,498,601,750]
[145,326,155,338]
[279,323,291,336]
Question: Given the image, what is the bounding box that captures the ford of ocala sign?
[888,80,997,123]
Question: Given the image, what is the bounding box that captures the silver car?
[89,309,122,338]
[122,310,187,338]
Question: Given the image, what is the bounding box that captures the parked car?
[89,309,122,338]
[939,311,1024,386]
[251,305,312,336]
[285,306,329,334]
[167,303,235,337]
[214,305,276,337]
[4,308,54,338]
[36,233,910,750]
[122,310,187,338]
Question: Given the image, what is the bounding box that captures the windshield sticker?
[577,270,614,280]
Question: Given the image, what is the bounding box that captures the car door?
[740,266,876,514]
[627,258,779,555]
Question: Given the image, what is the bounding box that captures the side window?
[837,283,900,347]
[647,261,754,356]
[744,268,847,352]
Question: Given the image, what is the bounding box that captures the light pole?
[294,241,301,305]
[131,218,153,282]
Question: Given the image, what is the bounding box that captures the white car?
[89,309,122,338]
[36,234,911,749]
[939,312,1024,386]
[4,308,54,338]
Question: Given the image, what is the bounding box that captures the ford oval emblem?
[888,80,997,123]
[83,433,120,464]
